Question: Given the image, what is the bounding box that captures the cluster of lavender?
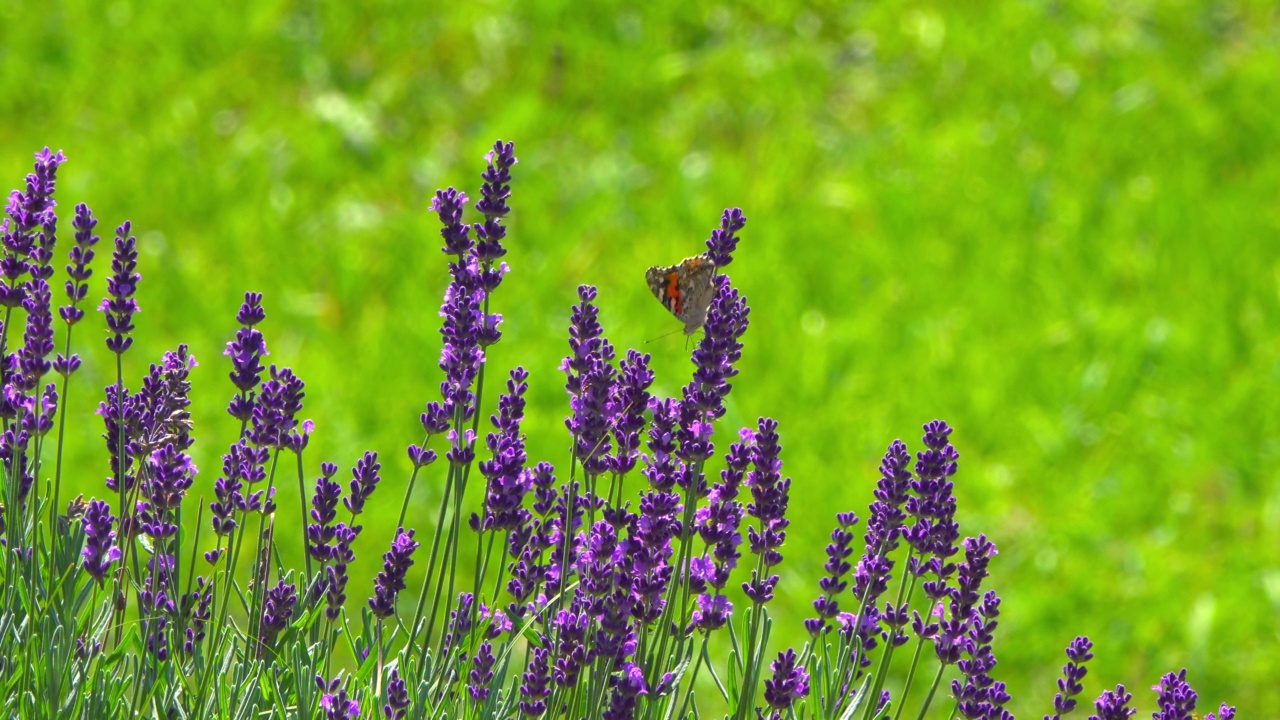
[0,145,1240,719]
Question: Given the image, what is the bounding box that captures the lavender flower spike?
[704,207,747,269]
[1152,669,1197,720]
[259,578,298,648]
[317,675,360,720]
[100,221,140,355]
[683,273,750,421]
[743,417,790,605]
[2,148,65,309]
[368,528,419,618]
[473,139,517,292]
[384,667,410,719]
[344,450,382,516]
[54,202,99,377]
[80,498,120,583]
[225,292,269,423]
[1046,636,1093,719]
[1089,684,1135,720]
[762,648,810,712]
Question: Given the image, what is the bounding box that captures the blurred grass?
[3,0,1278,714]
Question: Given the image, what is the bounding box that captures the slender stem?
[48,322,76,581]
[913,663,947,720]
[294,451,312,582]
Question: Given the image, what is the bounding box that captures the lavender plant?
[0,144,1239,720]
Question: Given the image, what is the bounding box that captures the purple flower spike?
[743,418,790,604]
[1204,704,1236,720]
[80,498,120,583]
[325,523,359,620]
[518,645,552,718]
[383,667,410,719]
[225,292,269,423]
[609,350,653,476]
[307,462,341,562]
[1152,669,1197,720]
[691,592,732,632]
[250,365,306,450]
[259,578,298,648]
[704,207,747,269]
[53,202,99,377]
[1088,684,1135,720]
[476,367,531,532]
[344,451,382,516]
[431,187,472,257]
[437,258,485,423]
[642,398,680,492]
[100,221,140,355]
[182,576,214,655]
[3,148,65,308]
[805,511,858,635]
[1046,636,1093,719]
[473,139,517,276]
[762,648,810,711]
[468,642,497,702]
[953,589,1008,719]
[905,420,961,595]
[318,676,360,720]
[602,662,648,720]
[682,275,749,421]
[368,528,418,618]
[561,285,616,476]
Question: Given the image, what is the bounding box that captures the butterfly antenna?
[643,328,684,344]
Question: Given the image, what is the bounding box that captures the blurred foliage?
[2,0,1277,714]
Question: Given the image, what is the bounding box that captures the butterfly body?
[645,255,717,335]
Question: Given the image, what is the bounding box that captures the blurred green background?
[3,0,1277,714]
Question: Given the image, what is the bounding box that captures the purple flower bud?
[99,221,140,355]
[473,140,517,261]
[609,350,653,476]
[1152,669,1197,720]
[225,292,269,422]
[1088,684,1135,720]
[468,642,497,703]
[518,645,552,717]
[80,498,120,583]
[691,593,732,632]
[1045,636,1093,719]
[249,365,306,450]
[743,418,790,604]
[602,661,648,720]
[368,529,418,619]
[682,273,749,421]
[383,667,410,719]
[551,610,590,688]
[307,462,341,562]
[1204,704,1236,720]
[259,579,298,648]
[475,367,530,532]
[325,523,360,620]
[344,451,381,516]
[762,648,809,711]
[318,676,360,720]
[57,202,98,347]
[704,207,746,268]
[431,187,472,256]
[3,148,65,308]
[562,285,615,476]
[806,512,858,635]
[182,576,214,655]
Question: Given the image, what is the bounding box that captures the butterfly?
[645,254,717,335]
